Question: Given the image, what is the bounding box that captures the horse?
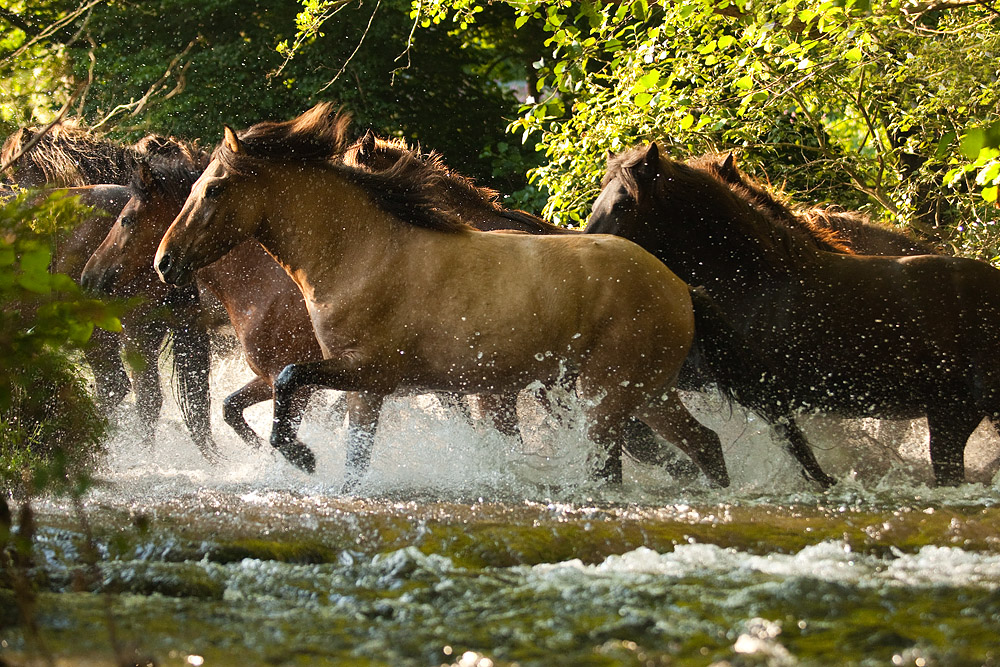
[81,158,325,454]
[587,142,1000,486]
[344,127,713,473]
[152,105,739,490]
[2,124,220,462]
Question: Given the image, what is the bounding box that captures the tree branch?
[89,38,199,133]
[0,0,105,65]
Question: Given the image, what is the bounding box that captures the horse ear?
[722,152,736,172]
[359,129,376,157]
[636,142,661,181]
[223,125,241,154]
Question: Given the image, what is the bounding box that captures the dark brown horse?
[2,124,220,462]
[153,105,742,490]
[587,142,1000,486]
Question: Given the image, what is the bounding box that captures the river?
[3,348,999,666]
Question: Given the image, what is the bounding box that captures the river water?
[4,348,1000,666]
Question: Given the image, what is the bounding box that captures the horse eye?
[120,215,135,228]
[205,183,224,198]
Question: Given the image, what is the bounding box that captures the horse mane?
[1,118,143,186]
[133,134,211,170]
[131,157,203,207]
[345,130,507,214]
[686,152,853,254]
[219,103,471,234]
[609,145,835,267]
[215,102,355,173]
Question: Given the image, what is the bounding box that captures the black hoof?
[275,440,316,473]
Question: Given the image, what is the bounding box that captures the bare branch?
[0,0,105,65]
[392,0,421,83]
[318,0,382,92]
[271,0,355,80]
[90,38,199,133]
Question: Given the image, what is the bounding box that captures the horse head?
[83,161,179,296]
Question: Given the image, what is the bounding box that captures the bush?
[0,190,127,496]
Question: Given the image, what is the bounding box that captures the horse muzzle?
[155,251,193,286]
[80,264,121,295]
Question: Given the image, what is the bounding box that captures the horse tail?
[165,285,214,447]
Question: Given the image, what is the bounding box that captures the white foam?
[533,540,1000,591]
[90,343,1000,503]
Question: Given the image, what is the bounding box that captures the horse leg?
[620,417,701,483]
[342,391,385,493]
[123,323,165,446]
[634,389,730,487]
[477,391,521,440]
[222,376,273,448]
[771,418,838,489]
[926,407,982,486]
[84,328,130,413]
[271,358,376,473]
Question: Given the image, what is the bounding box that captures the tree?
[421,0,1000,260]
[1,0,546,203]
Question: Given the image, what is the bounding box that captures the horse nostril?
[156,254,172,279]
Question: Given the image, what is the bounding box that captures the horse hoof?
[275,441,316,473]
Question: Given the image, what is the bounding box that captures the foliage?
[0,0,546,205]
[0,191,125,496]
[421,0,1000,253]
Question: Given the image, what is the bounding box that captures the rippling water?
[4,348,1000,666]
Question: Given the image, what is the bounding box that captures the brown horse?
[587,142,1000,486]
[3,124,220,462]
[81,159,325,453]
[347,128,729,479]
[153,106,733,490]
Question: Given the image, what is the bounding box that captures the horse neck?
[648,201,806,294]
[196,241,290,318]
[255,165,398,300]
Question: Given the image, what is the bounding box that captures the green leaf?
[717,35,736,49]
[935,131,956,159]
[844,47,863,62]
[976,162,1000,186]
[734,75,753,90]
[961,128,986,160]
[632,70,660,93]
[679,113,695,130]
[983,186,998,203]
[633,91,653,107]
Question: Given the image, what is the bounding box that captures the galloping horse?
[82,159,325,453]
[2,123,220,462]
[587,142,1000,486]
[344,126,715,474]
[154,106,733,489]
